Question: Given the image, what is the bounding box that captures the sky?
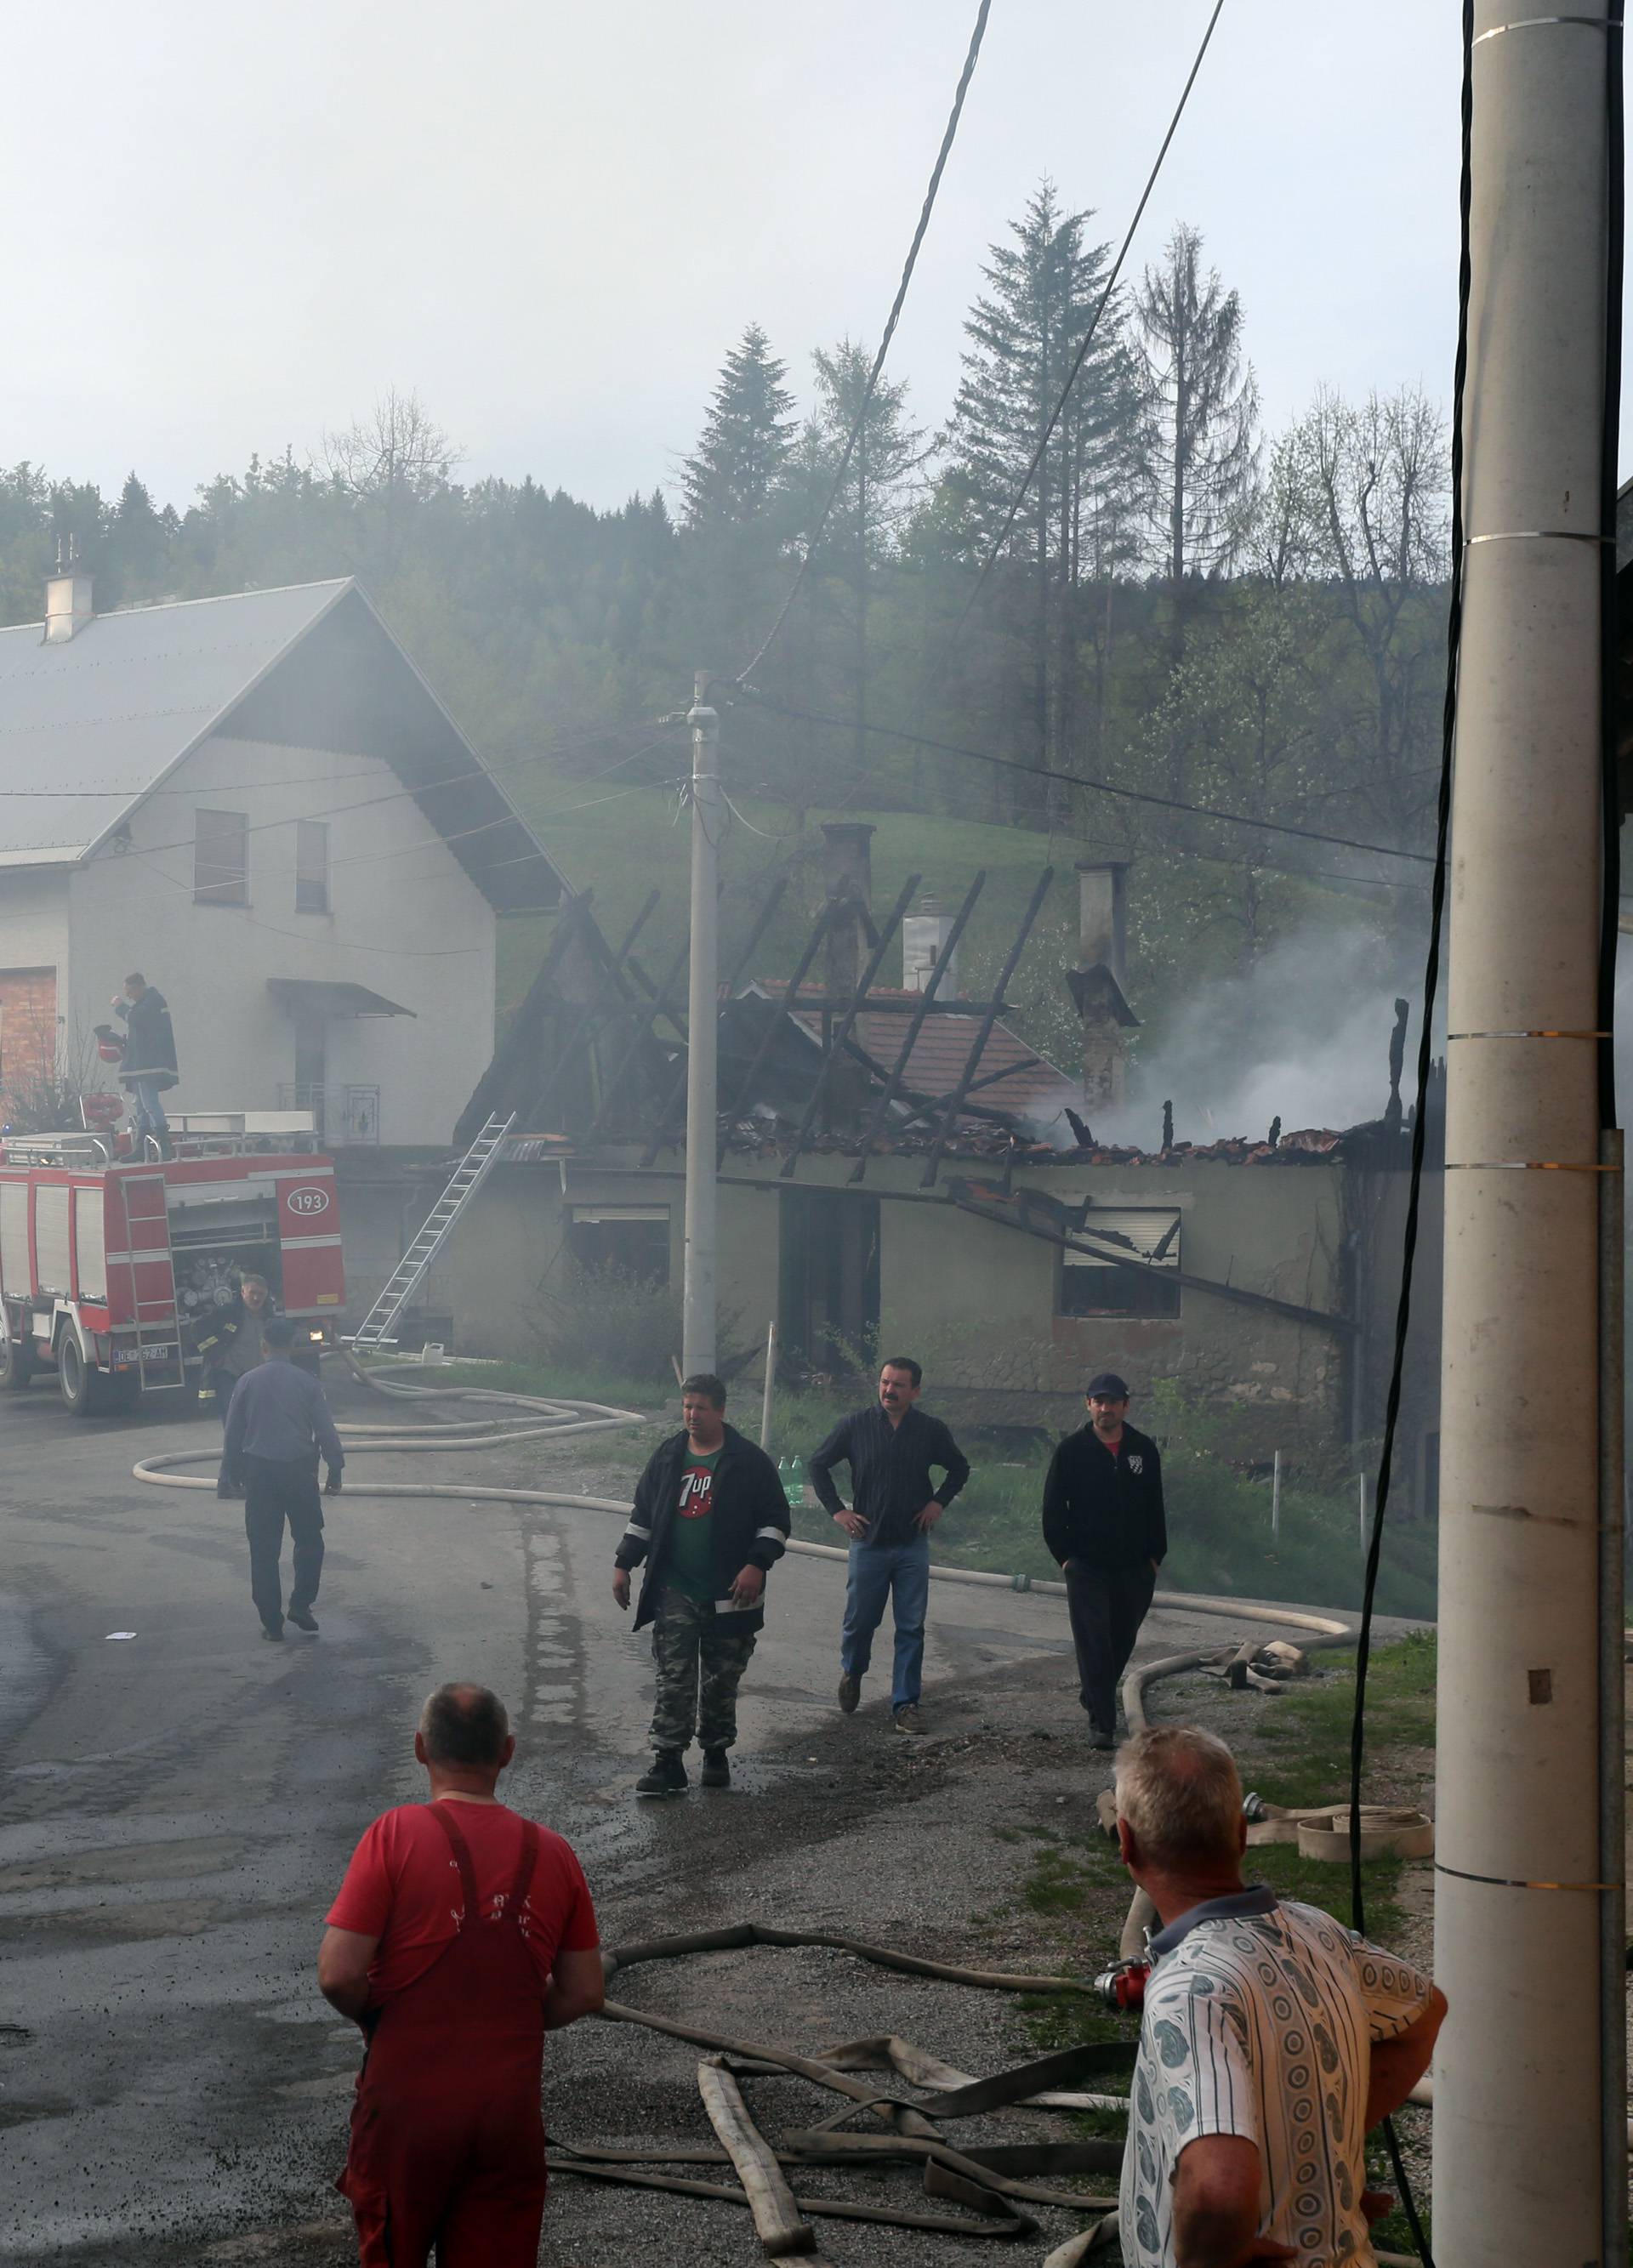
[0,3,1491,514]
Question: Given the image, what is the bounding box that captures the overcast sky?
[1,3,1493,514]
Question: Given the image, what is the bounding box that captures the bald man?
[319,1685,604,2267]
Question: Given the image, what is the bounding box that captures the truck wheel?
[58,1333,122,1417]
[0,1331,34,1390]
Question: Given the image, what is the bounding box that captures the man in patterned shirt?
[1113,1725,1445,2267]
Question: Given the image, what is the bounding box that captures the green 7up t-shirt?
[664,1447,722,1603]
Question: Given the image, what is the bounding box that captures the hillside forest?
[1,186,1448,1136]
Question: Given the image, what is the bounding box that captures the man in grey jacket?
[221,1317,344,1641]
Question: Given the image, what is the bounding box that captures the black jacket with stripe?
[1041,1421,1167,1572]
[615,1421,790,1634]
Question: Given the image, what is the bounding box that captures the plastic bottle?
[788,1455,806,1506]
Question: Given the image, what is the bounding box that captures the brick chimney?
[1067,858,1138,1112]
[821,822,875,1003]
[902,895,959,994]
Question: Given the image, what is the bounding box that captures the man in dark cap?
[1042,1372,1166,1749]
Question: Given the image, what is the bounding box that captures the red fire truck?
[0,1117,347,1414]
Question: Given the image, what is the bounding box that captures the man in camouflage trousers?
[612,1374,790,1796]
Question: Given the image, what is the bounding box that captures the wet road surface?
[0,1379,1354,2261]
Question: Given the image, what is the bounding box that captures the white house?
[0,571,567,1151]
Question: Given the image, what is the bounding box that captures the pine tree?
[944,180,1143,816]
[1134,225,1260,610]
[799,339,926,770]
[681,325,797,528]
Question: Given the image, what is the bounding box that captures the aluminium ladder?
[349,1113,517,1350]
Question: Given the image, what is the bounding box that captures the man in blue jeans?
[809,1357,970,1735]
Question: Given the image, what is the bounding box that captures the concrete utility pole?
[1435,8,1620,2264]
[681,674,720,1378]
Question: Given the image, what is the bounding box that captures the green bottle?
[788,1455,806,1505]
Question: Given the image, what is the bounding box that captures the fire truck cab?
[0,1113,347,1415]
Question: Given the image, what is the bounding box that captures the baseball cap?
[1084,1372,1130,1399]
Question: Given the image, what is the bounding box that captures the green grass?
[999,1637,1436,2245]
[361,1355,1439,1613]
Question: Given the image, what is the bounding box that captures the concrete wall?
[874,1157,1346,1443]
[416,1146,1352,1456]
[61,734,498,1147]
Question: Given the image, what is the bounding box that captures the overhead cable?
[733,685,1433,865]
[734,0,993,687]
[952,0,1226,640]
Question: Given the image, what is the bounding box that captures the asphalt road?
[0,1378,1372,2264]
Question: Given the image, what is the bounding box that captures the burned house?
[400,823,1434,1499]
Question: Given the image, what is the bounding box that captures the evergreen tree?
[107,472,172,597]
[681,325,797,528]
[942,181,1143,818]
[797,339,926,771]
[1133,225,1260,610]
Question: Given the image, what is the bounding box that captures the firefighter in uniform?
[319,1684,604,2267]
[195,1274,273,1475]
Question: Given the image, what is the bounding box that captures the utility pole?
[681,673,720,1378]
[1434,8,1620,2264]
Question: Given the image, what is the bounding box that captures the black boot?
[700,1748,731,1788]
[635,1751,688,1797]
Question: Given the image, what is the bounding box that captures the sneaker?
[893,1704,925,1736]
[635,1752,688,1797]
[259,1623,283,1643]
[700,1748,731,1788]
[837,1672,861,1714]
[286,1604,319,1634]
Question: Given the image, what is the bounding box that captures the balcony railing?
[275,1083,381,1146]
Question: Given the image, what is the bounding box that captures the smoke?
[1104,925,1428,1148]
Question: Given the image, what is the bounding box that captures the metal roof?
[265,977,415,1019]
[0,580,350,861]
[0,577,567,912]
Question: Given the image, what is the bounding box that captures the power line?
[953,0,1226,639]
[98,722,687,865]
[734,0,993,687]
[733,685,1434,865]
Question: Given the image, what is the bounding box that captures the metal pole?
[1434,8,1613,2258]
[681,674,720,1378]
[1357,1472,1366,1561]
[760,1320,777,1450]
[1271,1449,1281,1543]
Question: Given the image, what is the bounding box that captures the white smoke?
[1104,925,1429,1148]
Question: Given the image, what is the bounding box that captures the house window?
[1058,1205,1181,1320]
[194,810,248,905]
[567,1204,669,1286]
[295,821,330,913]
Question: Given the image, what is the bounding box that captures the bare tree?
[320,388,461,501]
[1297,385,1450,845]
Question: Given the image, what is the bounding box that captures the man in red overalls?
[318,1683,604,2265]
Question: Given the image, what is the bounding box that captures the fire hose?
[130,1363,1431,2256]
[133,1355,1361,1644]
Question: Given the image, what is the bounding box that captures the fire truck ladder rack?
[108,1170,186,1393]
[347,1113,517,1351]
[3,1133,117,1166]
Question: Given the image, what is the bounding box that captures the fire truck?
[0,1114,347,1414]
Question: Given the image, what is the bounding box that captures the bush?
[528,1260,684,1386]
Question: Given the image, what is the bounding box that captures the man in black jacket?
[1041,1371,1166,1750]
[612,1373,789,1797]
[809,1356,970,1736]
